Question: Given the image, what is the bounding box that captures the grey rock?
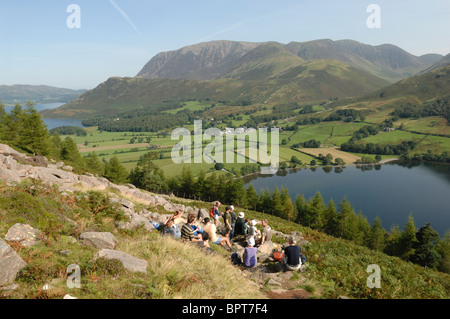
[80,232,117,250]
[5,223,43,248]
[94,249,148,273]
[0,238,27,287]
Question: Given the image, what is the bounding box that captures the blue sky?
[1,0,449,90]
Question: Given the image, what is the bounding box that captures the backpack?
[300,253,307,264]
[273,251,284,261]
[210,207,215,218]
[231,252,242,265]
[230,211,237,223]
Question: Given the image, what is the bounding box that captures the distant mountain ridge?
[0,85,85,105]
[137,39,443,83]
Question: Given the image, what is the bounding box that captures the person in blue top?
[243,237,258,268]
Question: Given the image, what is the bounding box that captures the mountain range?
[0,85,85,106]
[42,39,449,119]
[137,39,443,83]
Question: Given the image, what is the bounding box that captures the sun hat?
[248,237,255,246]
[250,220,256,226]
[238,212,245,218]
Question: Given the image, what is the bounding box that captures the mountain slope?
[137,39,442,83]
[421,53,450,74]
[220,41,305,80]
[42,61,390,120]
[285,39,442,82]
[0,85,85,105]
[136,40,260,80]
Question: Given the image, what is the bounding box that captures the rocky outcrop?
[5,223,43,248]
[80,232,117,250]
[0,238,27,287]
[94,249,148,274]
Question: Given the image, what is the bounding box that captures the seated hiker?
[203,217,232,250]
[234,212,248,237]
[181,213,203,243]
[248,220,261,241]
[282,237,302,271]
[173,210,186,225]
[243,237,258,268]
[195,230,215,254]
[162,216,181,239]
[256,219,273,246]
[190,219,204,236]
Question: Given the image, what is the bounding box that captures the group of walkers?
[148,201,305,272]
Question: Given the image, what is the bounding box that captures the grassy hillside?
[0,179,448,299]
[0,85,85,106]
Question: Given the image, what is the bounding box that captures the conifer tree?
[410,223,441,269]
[193,170,206,199]
[85,152,105,177]
[21,102,51,156]
[397,215,418,260]
[280,187,295,221]
[323,199,339,235]
[104,156,129,184]
[368,216,387,251]
[246,184,259,210]
[258,188,272,214]
[271,187,284,217]
[61,137,81,164]
[304,192,325,229]
[294,194,307,225]
[3,104,24,145]
[336,198,359,240]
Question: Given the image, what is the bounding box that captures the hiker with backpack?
[234,212,247,238]
[210,201,221,225]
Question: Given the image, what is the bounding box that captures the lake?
[5,103,85,130]
[244,162,450,236]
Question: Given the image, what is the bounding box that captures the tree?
[50,133,63,160]
[410,223,441,268]
[2,104,24,145]
[280,187,295,221]
[104,156,129,184]
[129,152,167,193]
[436,231,450,273]
[336,198,359,240]
[294,194,307,225]
[193,170,206,199]
[20,102,51,156]
[61,137,81,164]
[304,192,325,229]
[246,184,259,210]
[323,199,339,235]
[368,216,387,251]
[258,188,272,214]
[85,152,104,176]
[271,187,284,217]
[335,158,346,166]
[179,167,195,198]
[397,215,418,260]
